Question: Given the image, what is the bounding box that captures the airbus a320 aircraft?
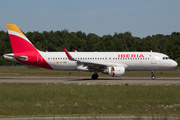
[3,24,177,79]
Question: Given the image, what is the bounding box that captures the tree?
[1,29,180,66]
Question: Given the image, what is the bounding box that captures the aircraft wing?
[63,48,127,71]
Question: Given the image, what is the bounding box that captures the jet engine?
[107,66,125,77]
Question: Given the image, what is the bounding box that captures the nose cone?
[171,60,178,68]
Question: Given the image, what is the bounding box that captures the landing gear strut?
[151,71,156,80]
[91,73,98,79]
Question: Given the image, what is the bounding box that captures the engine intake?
[108,66,125,77]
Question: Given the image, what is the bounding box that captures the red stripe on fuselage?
[9,34,53,70]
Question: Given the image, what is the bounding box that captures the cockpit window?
[163,57,171,60]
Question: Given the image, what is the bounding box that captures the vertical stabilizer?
[6,24,37,54]
[5,24,53,69]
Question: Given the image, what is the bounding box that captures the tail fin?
[6,24,53,69]
[6,24,37,54]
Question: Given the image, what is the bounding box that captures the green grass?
[0,66,180,78]
[0,83,180,117]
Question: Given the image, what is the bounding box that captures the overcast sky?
[0,0,180,38]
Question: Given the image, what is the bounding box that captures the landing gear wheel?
[151,75,156,80]
[151,70,156,80]
[91,74,98,79]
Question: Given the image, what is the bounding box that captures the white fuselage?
[39,51,177,71]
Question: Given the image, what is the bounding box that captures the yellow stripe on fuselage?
[6,24,26,37]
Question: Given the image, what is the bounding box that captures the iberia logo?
[118,54,144,58]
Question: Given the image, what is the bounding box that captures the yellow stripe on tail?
[6,24,26,37]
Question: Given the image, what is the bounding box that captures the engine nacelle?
[108,67,125,77]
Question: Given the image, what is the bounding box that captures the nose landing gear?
[151,71,156,80]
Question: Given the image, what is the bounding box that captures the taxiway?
[0,77,180,84]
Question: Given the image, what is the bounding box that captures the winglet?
[63,48,75,60]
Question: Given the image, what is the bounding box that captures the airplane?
[3,24,177,80]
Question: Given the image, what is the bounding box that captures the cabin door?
[151,55,157,64]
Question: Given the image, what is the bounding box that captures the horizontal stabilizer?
[4,54,28,61]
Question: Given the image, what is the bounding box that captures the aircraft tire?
[151,75,156,80]
[92,74,98,79]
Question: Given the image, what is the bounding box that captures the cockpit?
[163,57,171,60]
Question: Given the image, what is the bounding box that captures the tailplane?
[4,24,53,69]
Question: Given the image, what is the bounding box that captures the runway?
[0,77,180,84]
[1,116,180,120]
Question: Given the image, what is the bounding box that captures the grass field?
[0,83,180,117]
[0,66,180,118]
[0,66,180,78]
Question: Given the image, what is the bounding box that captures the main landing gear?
[151,70,156,80]
[92,73,98,79]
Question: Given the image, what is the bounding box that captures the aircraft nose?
[172,60,178,67]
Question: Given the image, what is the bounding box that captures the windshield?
[163,57,171,60]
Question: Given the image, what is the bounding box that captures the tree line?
[0,30,180,66]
